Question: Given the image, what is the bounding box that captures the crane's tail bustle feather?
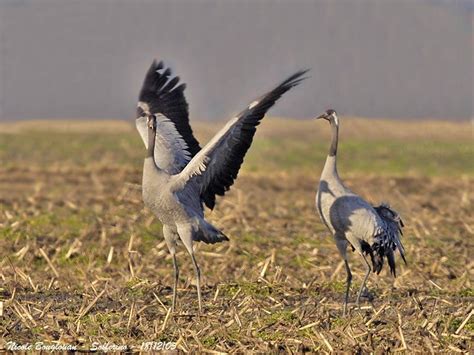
[371,203,406,277]
[193,219,229,244]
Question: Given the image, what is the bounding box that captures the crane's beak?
[315,113,328,120]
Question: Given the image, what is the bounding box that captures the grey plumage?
[136,60,307,312]
[315,109,406,315]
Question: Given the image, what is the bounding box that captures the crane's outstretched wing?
[136,60,201,174]
[175,70,308,209]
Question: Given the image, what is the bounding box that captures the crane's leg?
[171,253,179,311]
[335,237,351,316]
[343,259,352,316]
[163,225,179,312]
[190,253,202,313]
[356,254,371,308]
[178,224,202,313]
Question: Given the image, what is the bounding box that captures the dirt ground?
[0,119,473,352]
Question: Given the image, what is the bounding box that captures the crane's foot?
[342,303,349,317]
[342,297,352,317]
[355,288,374,309]
[361,288,374,302]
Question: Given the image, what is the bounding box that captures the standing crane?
[136,60,307,312]
[314,109,406,315]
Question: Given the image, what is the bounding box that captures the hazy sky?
[0,0,472,121]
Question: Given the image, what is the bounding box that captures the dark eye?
[137,107,145,117]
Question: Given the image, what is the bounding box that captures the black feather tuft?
[387,248,396,277]
[361,240,383,274]
[372,204,406,277]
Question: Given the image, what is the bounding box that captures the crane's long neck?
[146,126,156,158]
[328,119,338,157]
[322,119,340,179]
[143,125,166,181]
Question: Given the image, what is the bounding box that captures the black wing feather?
[138,60,201,157]
[200,70,309,209]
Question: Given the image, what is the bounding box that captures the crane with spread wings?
[136,60,307,312]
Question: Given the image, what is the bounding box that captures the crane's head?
[315,109,338,125]
[137,101,156,130]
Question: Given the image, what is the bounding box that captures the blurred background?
[0,0,472,121]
